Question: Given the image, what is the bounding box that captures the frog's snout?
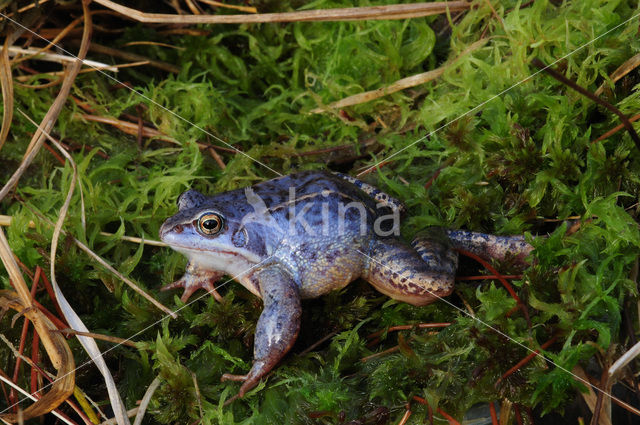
[159,220,182,241]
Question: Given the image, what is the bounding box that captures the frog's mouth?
[166,242,261,262]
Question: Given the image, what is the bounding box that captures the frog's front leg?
[363,228,458,306]
[161,261,224,302]
[221,265,301,397]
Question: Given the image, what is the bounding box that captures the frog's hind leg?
[363,228,458,306]
[445,229,533,263]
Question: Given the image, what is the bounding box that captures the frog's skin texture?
[159,171,533,397]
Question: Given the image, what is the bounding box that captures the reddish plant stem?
[366,322,451,340]
[496,336,557,385]
[589,369,609,425]
[32,300,68,330]
[514,404,524,425]
[457,274,522,281]
[424,158,454,190]
[592,113,640,144]
[457,248,531,327]
[30,331,40,394]
[39,269,67,323]
[489,402,498,425]
[397,409,412,425]
[411,396,433,425]
[437,407,461,425]
[26,360,94,425]
[42,140,66,165]
[9,267,41,411]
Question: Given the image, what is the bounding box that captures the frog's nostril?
[173,224,184,234]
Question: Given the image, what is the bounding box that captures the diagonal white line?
[357,10,640,177]
[0,255,273,416]
[354,247,636,414]
[0,11,283,178]
[2,4,639,419]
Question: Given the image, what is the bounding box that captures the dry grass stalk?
[14,76,64,89]
[131,377,161,425]
[10,13,86,66]
[0,215,35,228]
[312,38,486,112]
[609,340,640,380]
[45,213,175,317]
[9,47,118,71]
[0,36,13,151]
[122,41,185,50]
[55,329,138,348]
[93,0,470,24]
[0,214,166,247]
[15,61,149,85]
[184,0,203,15]
[100,408,139,425]
[595,52,640,97]
[312,67,447,113]
[75,112,235,157]
[197,0,257,13]
[0,0,53,18]
[77,113,175,141]
[99,232,167,247]
[0,334,55,380]
[204,145,227,169]
[499,399,512,425]
[79,42,181,74]
[0,0,91,202]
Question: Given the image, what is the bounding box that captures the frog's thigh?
[364,232,457,306]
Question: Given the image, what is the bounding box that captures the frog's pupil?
[203,219,218,230]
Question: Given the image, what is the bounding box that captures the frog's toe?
[220,360,269,398]
[220,373,248,382]
[220,372,254,398]
[161,272,224,302]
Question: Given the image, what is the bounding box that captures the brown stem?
[532,58,640,151]
[589,369,608,425]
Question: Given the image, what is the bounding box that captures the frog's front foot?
[161,261,224,302]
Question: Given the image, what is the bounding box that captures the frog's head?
[159,189,263,271]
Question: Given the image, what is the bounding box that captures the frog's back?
[250,171,380,237]
[246,171,379,297]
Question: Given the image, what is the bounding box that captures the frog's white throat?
[174,245,262,279]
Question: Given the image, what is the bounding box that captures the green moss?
[1,0,640,423]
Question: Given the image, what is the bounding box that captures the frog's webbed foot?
[221,265,301,398]
[364,229,457,306]
[161,262,224,302]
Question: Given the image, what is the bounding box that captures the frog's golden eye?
[198,213,224,235]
